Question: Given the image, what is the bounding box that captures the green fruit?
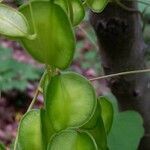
[71,0,85,26]
[82,102,100,129]
[82,101,107,150]
[17,109,43,150]
[40,109,55,149]
[86,0,108,12]
[54,0,68,13]
[99,96,114,134]
[19,1,75,69]
[0,4,29,38]
[48,129,98,150]
[46,72,97,131]
[55,0,85,26]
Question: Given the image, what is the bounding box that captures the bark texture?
[90,1,150,149]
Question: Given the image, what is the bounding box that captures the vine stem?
[27,88,40,112]
[115,0,141,13]
[29,0,37,35]
[127,0,150,6]
[89,68,150,81]
[27,70,47,112]
[67,0,73,23]
[78,25,99,51]
[13,70,46,150]
[82,0,88,6]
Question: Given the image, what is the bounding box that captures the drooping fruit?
[17,109,43,150]
[19,1,75,69]
[48,129,98,150]
[46,72,97,131]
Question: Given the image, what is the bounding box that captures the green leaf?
[17,109,44,150]
[48,129,98,150]
[138,3,150,15]
[0,4,29,37]
[46,72,97,131]
[55,0,85,26]
[108,111,144,150]
[0,46,40,91]
[86,0,108,12]
[138,3,150,42]
[19,1,75,69]
[0,141,5,150]
[0,46,12,59]
[98,96,114,134]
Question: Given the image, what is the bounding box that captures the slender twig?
[126,0,150,6]
[67,0,73,23]
[46,64,55,80]
[89,68,150,81]
[27,89,40,112]
[24,0,37,40]
[78,25,99,51]
[142,5,150,31]
[14,70,47,150]
[27,70,47,112]
[29,0,37,35]
[115,0,141,14]
[14,131,19,150]
[82,0,88,6]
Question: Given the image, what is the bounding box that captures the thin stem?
[115,0,141,14]
[46,64,55,80]
[27,70,47,111]
[89,68,150,81]
[14,70,47,150]
[124,0,150,31]
[78,25,99,51]
[29,0,37,35]
[126,0,150,6]
[142,5,150,31]
[82,0,88,6]
[27,89,40,112]
[14,132,18,150]
[67,0,73,23]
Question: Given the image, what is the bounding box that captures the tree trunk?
[90,1,150,149]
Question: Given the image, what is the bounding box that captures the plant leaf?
[0,141,5,150]
[0,4,29,37]
[108,111,144,150]
[0,46,40,91]
[19,1,75,69]
[45,72,97,131]
[48,129,98,150]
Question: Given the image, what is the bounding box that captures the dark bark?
[90,1,150,149]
